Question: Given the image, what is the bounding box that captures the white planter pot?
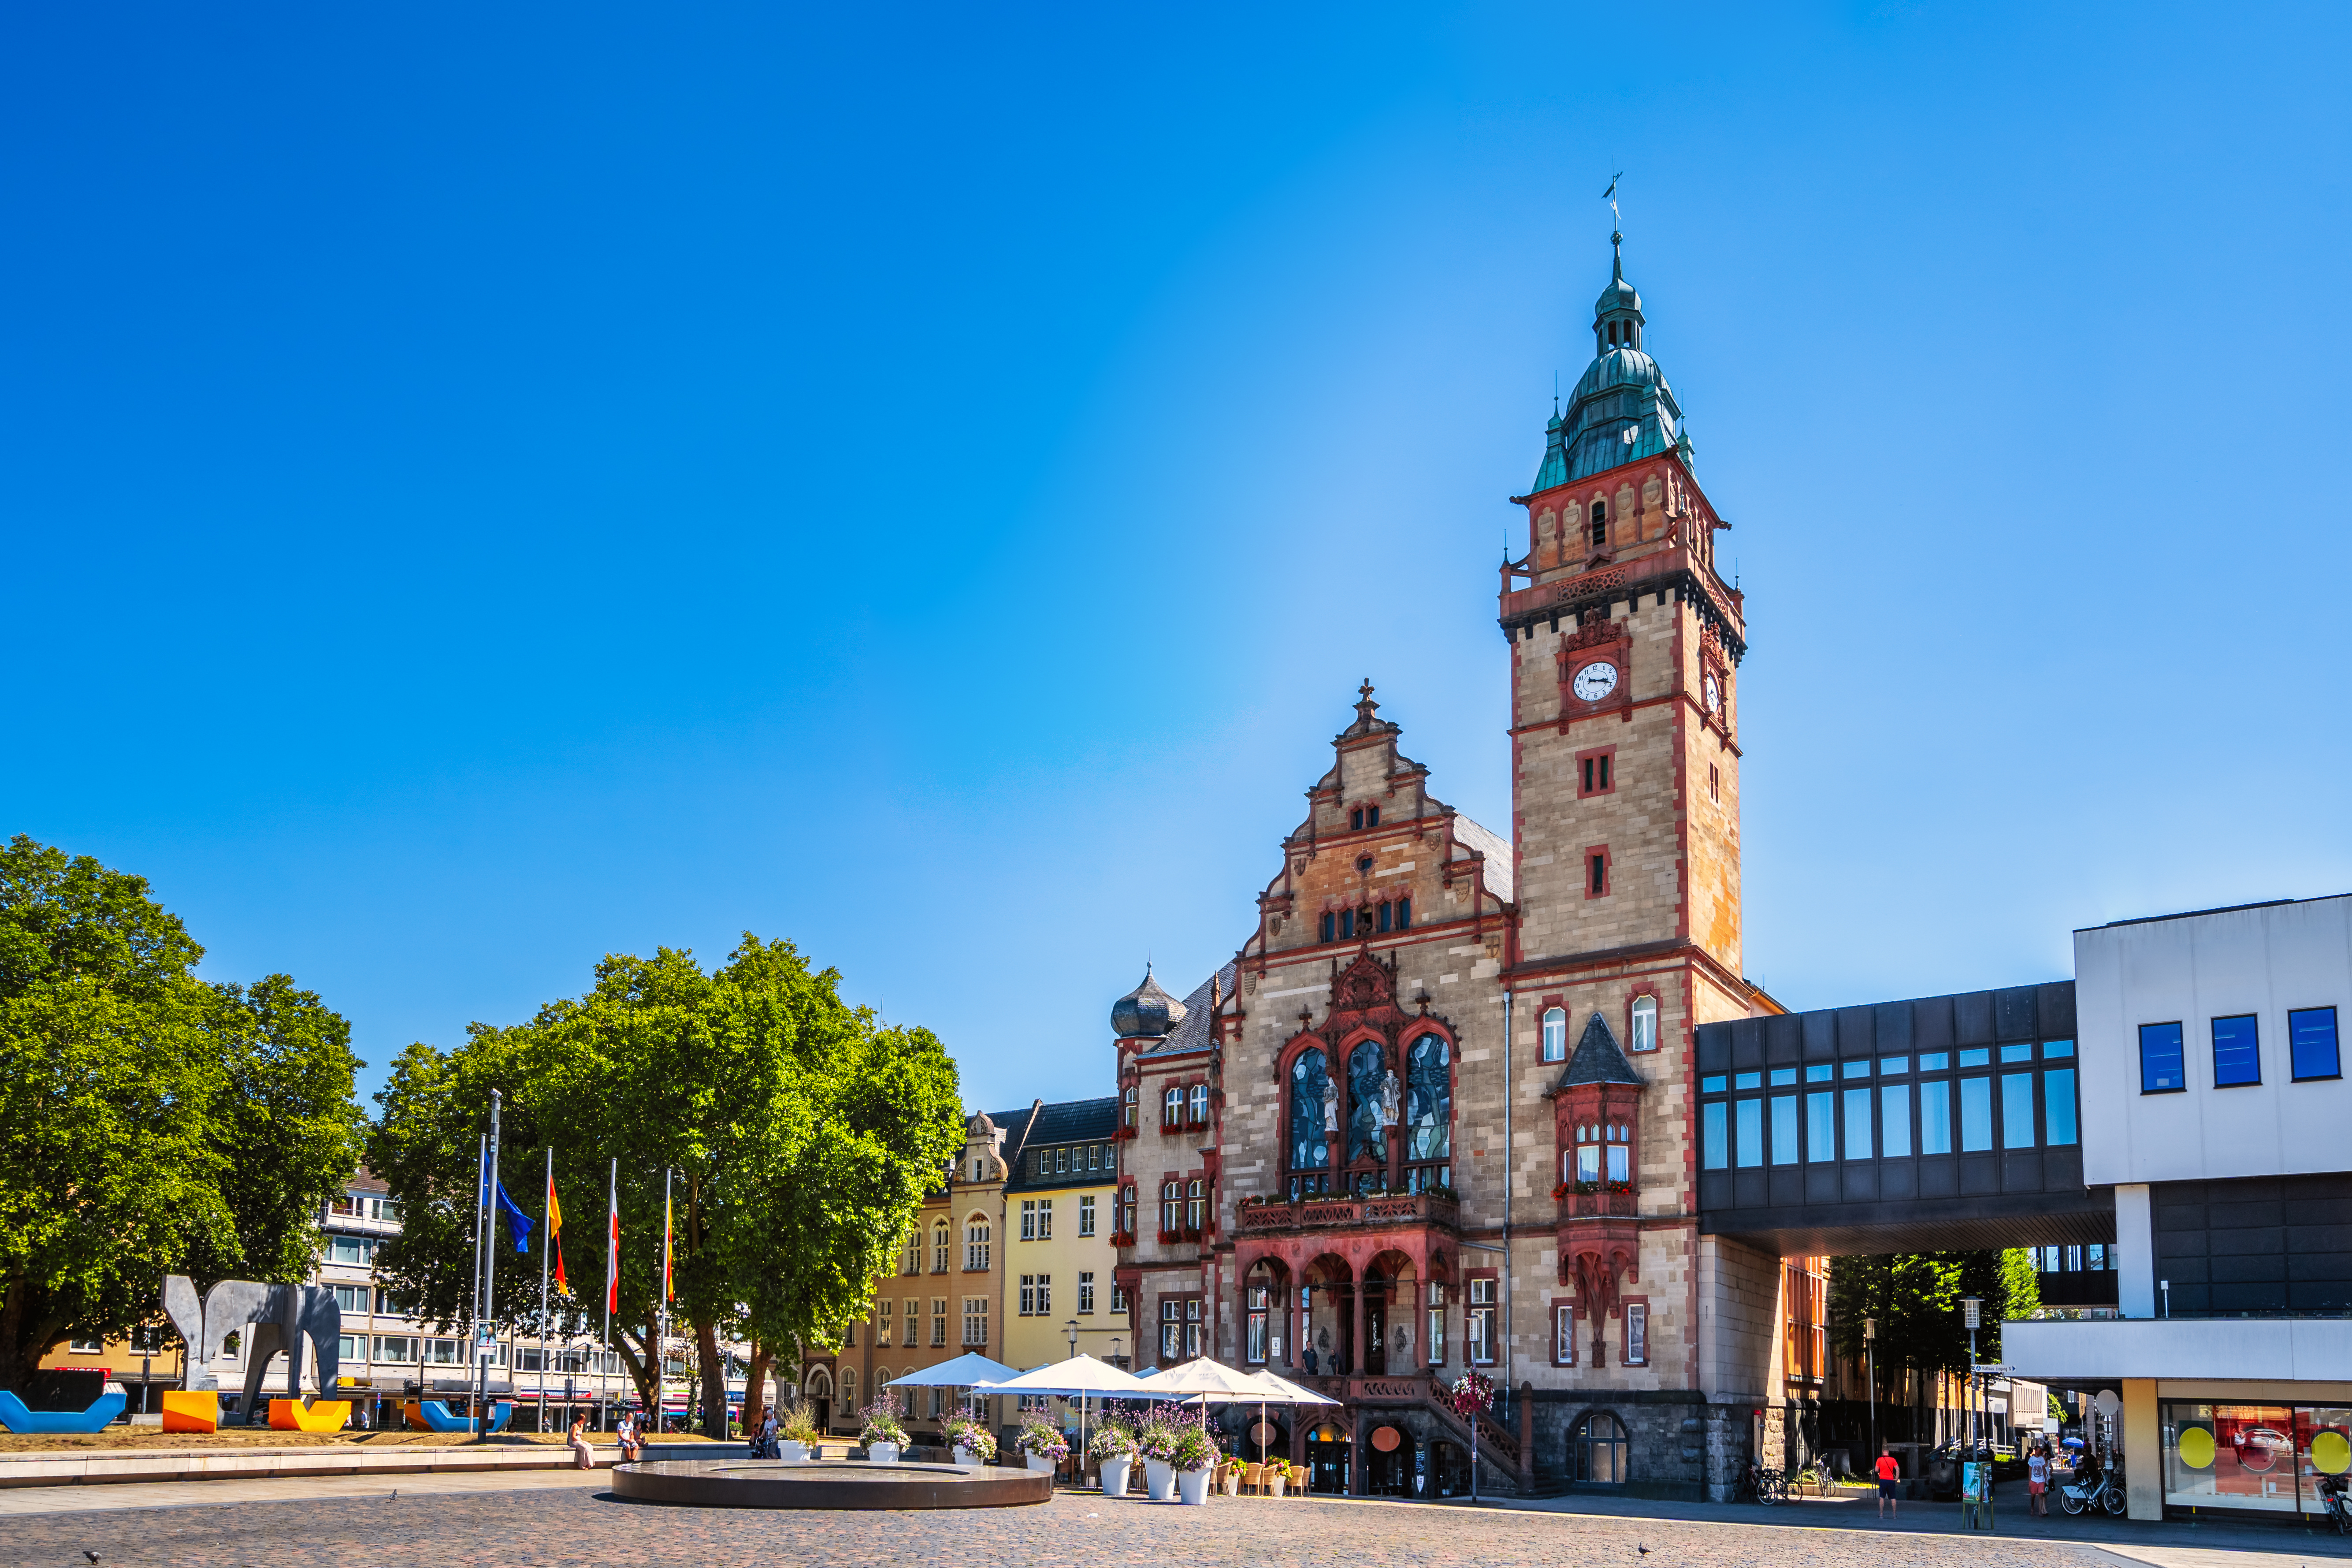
[1176,1466,1212,1505]
[953,1445,982,1467]
[1267,1469,1287,1498]
[1099,1456,1132,1496]
[1144,1458,1176,1501]
[1025,1453,1057,1475]
[867,1442,900,1464]
[779,1441,807,1463]
[1220,1468,1240,1497]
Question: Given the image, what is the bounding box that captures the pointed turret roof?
[1560,1012,1645,1089]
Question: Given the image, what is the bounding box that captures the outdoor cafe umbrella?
[884,1352,1019,1424]
[1138,1360,1337,1475]
[973,1354,1156,1475]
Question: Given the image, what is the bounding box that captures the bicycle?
[1738,1463,1787,1505]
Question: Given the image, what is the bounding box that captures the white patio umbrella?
[973,1354,1156,1478]
[1140,1362,1338,1478]
[883,1352,1020,1426]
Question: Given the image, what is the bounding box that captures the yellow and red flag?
[603,1165,620,1317]
[662,1186,674,1302]
[546,1171,570,1296]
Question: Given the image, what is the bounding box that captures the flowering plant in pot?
[859,1394,908,1461]
[1168,1414,1222,1506]
[777,1397,821,1460]
[1135,1411,1183,1500]
[1016,1417,1070,1475]
[1090,1417,1138,1495]
[944,1416,996,1464]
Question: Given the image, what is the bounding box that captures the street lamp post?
[1960,1297,1982,1456]
[1066,1319,1082,1486]
[1862,1318,1877,1466]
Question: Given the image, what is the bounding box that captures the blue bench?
[0,1388,127,1434]
[411,1398,513,1434]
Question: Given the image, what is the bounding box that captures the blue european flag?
[494,1182,534,1253]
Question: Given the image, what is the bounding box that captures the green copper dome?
[1533,235,1689,490]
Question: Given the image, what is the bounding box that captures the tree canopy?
[0,836,366,1389]
[367,934,962,1434]
[1828,1248,2043,1389]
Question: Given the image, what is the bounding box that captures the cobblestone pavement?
[10,1485,2351,1568]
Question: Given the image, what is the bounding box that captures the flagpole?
[481,1088,502,1440]
[660,1166,673,1434]
[470,1131,486,1439]
[603,1156,617,1434]
[538,1145,552,1434]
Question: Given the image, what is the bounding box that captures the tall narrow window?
[1843,1087,1873,1159]
[1122,1085,1137,1129]
[1702,1101,1728,1170]
[1630,995,1657,1053]
[1542,1007,1568,1063]
[1806,1089,1836,1162]
[1347,1040,1385,1169]
[1427,1282,1446,1366]
[2139,1022,2186,1092]
[1919,1079,1953,1155]
[1709,764,1719,802]
[964,1216,990,1271]
[2001,1072,2036,1147]
[1959,1076,1993,1151]
[905,1298,918,1346]
[1079,1194,1095,1236]
[1589,501,1608,548]
[1366,805,1379,827]
[1078,1271,1096,1314]
[1377,901,1392,933]
[1879,1083,1912,1157]
[1320,912,1334,943]
[1035,1275,1050,1316]
[1289,1048,1330,1200]
[934,1219,951,1272]
[1037,1198,1053,1239]
[964,1298,987,1347]
[1397,895,1411,929]
[2211,1014,2261,1087]
[1020,1199,1036,1241]
[1160,1182,1180,1235]
[1468,1278,1496,1364]
[1350,807,1364,830]
[1189,1083,1208,1125]
[1163,1086,1182,1127]
[1405,1033,1453,1189]
[2043,1068,2077,1145]
[1588,851,1609,896]
[1556,1303,1578,1365]
[1246,1285,1269,1364]
[1624,1303,1648,1365]
[1185,1180,1205,1232]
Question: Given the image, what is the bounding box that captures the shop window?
[2290,1007,2341,1081]
[2212,1014,2261,1088]
[2140,1021,2186,1092]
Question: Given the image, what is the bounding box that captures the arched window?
[932,1218,951,1272]
[1347,1040,1386,1176]
[1608,1121,1631,1184]
[1542,1007,1568,1063]
[874,1365,891,1398]
[1631,995,1658,1053]
[964,1215,991,1271]
[806,1367,832,1398]
[1406,1033,1452,1190]
[1163,1085,1183,1128]
[1160,1180,1181,1236]
[1588,501,1608,549]
[1186,1178,1206,1232]
[1572,1410,1629,1483]
[1189,1083,1208,1126]
[901,1228,921,1275]
[1288,1048,1329,1200]
[840,1367,857,1406]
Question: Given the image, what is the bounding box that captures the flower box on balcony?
[1108,1231,1137,1248]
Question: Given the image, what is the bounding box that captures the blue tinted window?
[1735,1099,1762,1168]
[1806,1091,1836,1162]
[2139,1022,2185,1093]
[2001,1044,2033,1063]
[1843,1060,1871,1079]
[1880,1084,1911,1157]
[2289,1008,2340,1081]
[1770,1096,1798,1166]
[2001,1073,2036,1148]
[1770,1067,1797,1086]
[1959,1077,1992,1151]
[1805,1063,1833,1083]
[1918,1052,1950,1071]
[1843,1088,1873,1158]
[2044,1068,2077,1145]
[2043,1039,2074,1059]
[2211,1015,2260,1088]
[1734,1070,1762,1090]
[1701,1075,1727,1094]
[1959,1048,1990,1068]
[1880,1055,1910,1076]
[1919,1080,1952,1155]
[1702,1101,1727,1169]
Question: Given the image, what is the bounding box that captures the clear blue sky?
[6,4,2348,1115]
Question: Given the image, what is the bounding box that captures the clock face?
[1571,661,1619,702]
[1704,674,1722,712]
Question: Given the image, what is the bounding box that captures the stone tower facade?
[1110,239,1791,1501]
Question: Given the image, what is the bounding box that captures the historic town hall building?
[1110,238,1792,1499]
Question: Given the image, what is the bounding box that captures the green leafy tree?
[368,935,962,1436]
[1830,1247,2041,1434]
[0,836,364,1390]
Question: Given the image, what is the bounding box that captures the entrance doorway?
[1573,1410,1631,1484]
[1308,1423,1352,1493]
[1366,1423,1413,1495]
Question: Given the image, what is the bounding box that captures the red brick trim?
[1575,743,1619,799]
[1583,844,1611,899]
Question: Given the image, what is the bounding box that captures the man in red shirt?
[1875,1450,1902,1519]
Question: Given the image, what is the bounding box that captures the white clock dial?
[1704,674,1721,712]
[1571,661,1619,702]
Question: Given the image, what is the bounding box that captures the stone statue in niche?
[1321,1078,1339,1134]
[1378,1069,1401,1127]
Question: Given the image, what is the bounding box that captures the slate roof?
[1450,813,1515,907]
[1559,1011,1645,1089]
[991,1096,1121,1193]
[1137,961,1238,1059]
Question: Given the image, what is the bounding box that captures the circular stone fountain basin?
[610,1459,1052,1509]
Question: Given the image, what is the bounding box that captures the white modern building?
[2006,895,2352,1524]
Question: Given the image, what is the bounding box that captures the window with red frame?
[1187,1083,1208,1127]
[1586,847,1610,898]
[1162,1085,1182,1130]
[1553,1301,1577,1366]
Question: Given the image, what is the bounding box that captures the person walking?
[2028,1443,2049,1516]
[568,1414,595,1470]
[1875,1449,1902,1520]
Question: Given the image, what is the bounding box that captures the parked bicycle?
[2317,1472,2349,1536]
[2059,1458,2126,1516]
[1738,1463,1787,1505]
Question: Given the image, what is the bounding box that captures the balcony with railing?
[1235,1192,1460,1234]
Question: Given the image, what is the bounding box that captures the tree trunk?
[696,1318,727,1439]
[745,1340,774,1430]
[615,1320,660,1419]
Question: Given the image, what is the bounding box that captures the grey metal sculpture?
[161,1275,342,1416]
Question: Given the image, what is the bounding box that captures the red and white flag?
[605,1161,620,1317]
